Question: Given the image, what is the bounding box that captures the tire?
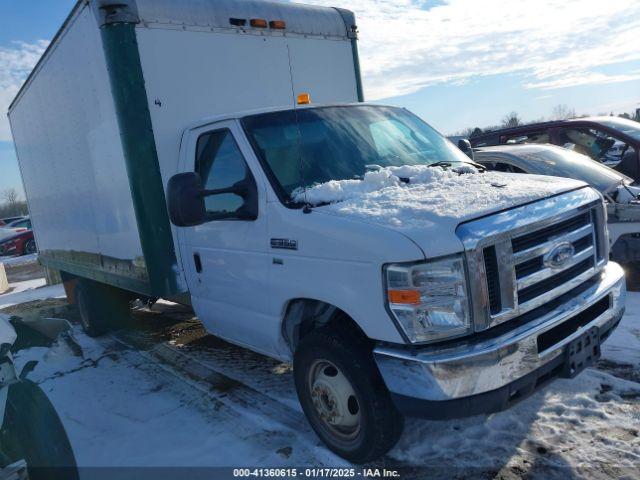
[23,239,37,255]
[0,380,79,480]
[294,326,404,463]
[75,279,131,337]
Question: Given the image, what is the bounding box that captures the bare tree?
[551,104,576,120]
[1,188,19,206]
[501,111,521,128]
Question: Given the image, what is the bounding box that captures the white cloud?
[295,0,640,100]
[0,40,49,142]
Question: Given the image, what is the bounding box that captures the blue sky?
[1,0,639,197]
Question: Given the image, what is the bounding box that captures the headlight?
[385,255,472,343]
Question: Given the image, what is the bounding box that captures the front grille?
[479,204,602,329]
[515,257,542,278]
[511,212,590,253]
[518,258,593,304]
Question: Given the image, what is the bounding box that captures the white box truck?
[8,0,626,462]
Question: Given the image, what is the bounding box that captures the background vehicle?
[0,314,78,480]
[0,229,36,257]
[1,218,31,234]
[0,217,26,228]
[469,117,640,181]
[476,144,640,265]
[8,0,626,462]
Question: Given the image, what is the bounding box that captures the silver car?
[475,144,640,264]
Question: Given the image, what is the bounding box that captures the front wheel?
[23,239,37,255]
[294,327,404,463]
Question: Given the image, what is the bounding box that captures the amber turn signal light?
[388,290,421,305]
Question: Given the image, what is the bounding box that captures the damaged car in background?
[468,117,640,181]
[475,144,640,265]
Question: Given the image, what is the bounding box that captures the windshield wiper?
[427,161,452,168]
[427,160,486,172]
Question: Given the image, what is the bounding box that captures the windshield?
[598,118,640,142]
[242,105,472,201]
[513,147,631,193]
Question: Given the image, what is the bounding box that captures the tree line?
[0,188,28,219]
[455,104,640,138]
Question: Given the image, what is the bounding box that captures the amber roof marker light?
[269,20,286,30]
[297,93,311,105]
[250,18,268,28]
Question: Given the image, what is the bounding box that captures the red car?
[0,229,36,256]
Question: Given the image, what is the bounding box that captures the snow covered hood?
[297,166,587,257]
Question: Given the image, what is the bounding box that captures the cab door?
[177,120,276,356]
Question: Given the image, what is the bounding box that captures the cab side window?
[196,130,255,220]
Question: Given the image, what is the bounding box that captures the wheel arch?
[281,297,369,353]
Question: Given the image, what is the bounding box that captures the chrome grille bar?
[512,223,593,264]
[516,245,594,289]
[517,265,596,310]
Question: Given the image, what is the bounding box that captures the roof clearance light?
[297,93,311,105]
[269,20,286,29]
[229,18,246,26]
[250,18,268,28]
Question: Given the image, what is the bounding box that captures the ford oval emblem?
[543,242,575,269]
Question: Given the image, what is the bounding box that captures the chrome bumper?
[374,262,626,412]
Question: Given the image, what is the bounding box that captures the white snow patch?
[297,166,585,230]
[0,253,38,267]
[0,279,64,309]
[602,290,640,366]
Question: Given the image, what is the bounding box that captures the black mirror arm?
[200,179,252,198]
[200,186,237,197]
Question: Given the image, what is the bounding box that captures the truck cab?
[167,103,626,461]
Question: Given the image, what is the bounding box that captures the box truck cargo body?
[9,0,362,298]
[8,0,626,463]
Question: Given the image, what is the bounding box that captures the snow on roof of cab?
[131,0,353,39]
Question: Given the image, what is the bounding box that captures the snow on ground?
[14,329,338,471]
[0,278,62,309]
[0,253,38,267]
[1,281,639,478]
[602,291,640,366]
[295,166,585,230]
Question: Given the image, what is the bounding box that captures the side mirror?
[167,172,206,227]
[458,139,475,160]
[167,172,259,227]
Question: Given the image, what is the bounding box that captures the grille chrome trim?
[457,187,605,332]
[518,260,595,308]
[517,245,594,290]
[513,223,593,264]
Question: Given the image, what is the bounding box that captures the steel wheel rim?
[307,359,361,441]
[25,240,36,254]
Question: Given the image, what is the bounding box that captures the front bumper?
[374,262,626,419]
